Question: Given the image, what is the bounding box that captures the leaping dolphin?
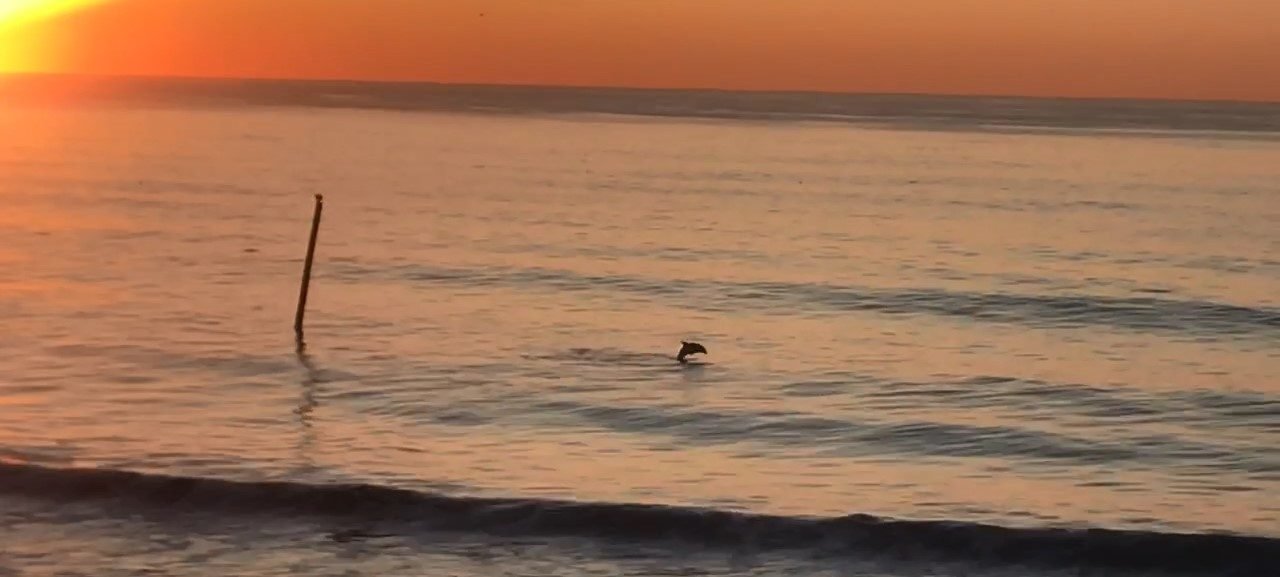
[677,341,707,364]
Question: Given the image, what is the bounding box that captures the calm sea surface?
[1,83,1278,576]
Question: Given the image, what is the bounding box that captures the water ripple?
[332,262,1280,339]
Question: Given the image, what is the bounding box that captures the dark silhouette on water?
[294,193,324,338]
[677,341,707,363]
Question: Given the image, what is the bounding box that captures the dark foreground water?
[1,80,1278,576]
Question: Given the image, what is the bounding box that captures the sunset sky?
[1,0,1278,101]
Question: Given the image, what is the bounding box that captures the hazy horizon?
[2,0,1278,103]
[9,70,1280,106]
[6,71,1279,139]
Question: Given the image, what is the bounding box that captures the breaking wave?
[1,462,1274,576]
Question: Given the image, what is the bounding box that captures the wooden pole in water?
[294,193,324,338]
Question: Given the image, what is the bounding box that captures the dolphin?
[676,341,707,364]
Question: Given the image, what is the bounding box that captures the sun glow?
[1,0,105,72]
[1,0,101,27]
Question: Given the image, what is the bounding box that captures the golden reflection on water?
[0,102,1276,541]
[0,203,134,232]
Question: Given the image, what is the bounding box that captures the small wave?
[520,399,1274,473]
[522,347,674,367]
[334,263,1280,339]
[864,376,1280,432]
[41,343,299,378]
[0,445,77,466]
[0,462,1274,575]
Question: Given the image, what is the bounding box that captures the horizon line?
[4,71,1278,107]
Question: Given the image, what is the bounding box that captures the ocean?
[1,77,1278,576]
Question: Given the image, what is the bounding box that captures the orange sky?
[1,0,1278,101]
